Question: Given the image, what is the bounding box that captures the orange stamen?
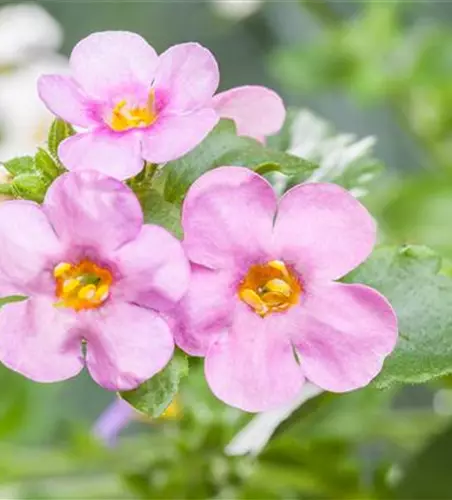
[53,259,113,312]
[110,90,157,132]
[238,260,301,317]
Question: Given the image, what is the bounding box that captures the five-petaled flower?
[37,31,285,180]
[0,170,189,390]
[172,166,398,412]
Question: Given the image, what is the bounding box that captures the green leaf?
[2,145,64,203]
[0,367,30,441]
[0,184,13,196]
[35,148,62,182]
[2,156,35,176]
[11,173,49,203]
[120,352,188,418]
[273,392,338,439]
[164,119,317,205]
[379,173,452,260]
[48,119,75,160]
[137,188,182,239]
[345,245,452,388]
[0,296,27,308]
[394,420,452,499]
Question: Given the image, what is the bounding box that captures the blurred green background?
[1,0,452,498]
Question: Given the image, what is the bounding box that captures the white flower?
[0,3,62,67]
[211,0,264,20]
[287,110,379,198]
[0,3,66,163]
[0,56,68,162]
[225,384,323,457]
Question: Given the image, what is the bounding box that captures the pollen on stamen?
[53,259,113,311]
[238,260,301,317]
[63,278,80,295]
[265,278,292,296]
[268,260,289,276]
[78,284,96,301]
[239,288,268,316]
[95,284,110,302]
[109,91,158,132]
[53,262,72,278]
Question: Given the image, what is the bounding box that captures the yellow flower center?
[109,90,157,132]
[53,260,113,311]
[238,260,301,317]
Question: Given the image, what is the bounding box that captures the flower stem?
[144,162,158,182]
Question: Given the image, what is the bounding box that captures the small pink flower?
[93,398,135,446]
[38,31,285,180]
[0,170,189,390]
[173,167,398,412]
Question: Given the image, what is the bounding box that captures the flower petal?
[274,183,376,281]
[173,264,234,356]
[93,398,135,446]
[38,75,95,127]
[182,166,277,270]
[70,31,158,98]
[153,42,219,112]
[44,171,143,253]
[205,303,305,412]
[293,282,398,392]
[0,297,83,382]
[0,201,63,294]
[85,302,174,391]
[141,109,219,164]
[212,85,286,140]
[0,276,22,298]
[58,130,144,180]
[114,224,190,312]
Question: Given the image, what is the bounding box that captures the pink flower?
[38,31,285,180]
[93,398,135,447]
[0,170,189,390]
[212,85,285,143]
[173,167,398,412]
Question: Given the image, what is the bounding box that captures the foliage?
[1,119,71,202]
[163,119,317,205]
[120,352,189,418]
[346,246,452,388]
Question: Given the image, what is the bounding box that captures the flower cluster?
[0,31,398,413]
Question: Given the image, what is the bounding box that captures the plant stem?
[144,162,158,182]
